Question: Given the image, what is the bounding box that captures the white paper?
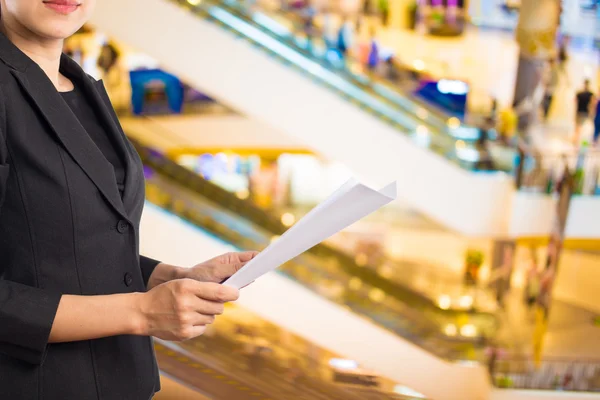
[223,178,397,289]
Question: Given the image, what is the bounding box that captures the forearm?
[146,262,184,291]
[48,292,145,343]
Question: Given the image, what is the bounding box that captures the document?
[223,178,397,289]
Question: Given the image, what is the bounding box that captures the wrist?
[126,292,149,336]
[147,262,184,290]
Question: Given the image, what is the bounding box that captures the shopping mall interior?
[12,0,600,398]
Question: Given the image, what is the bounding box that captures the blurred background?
[69,0,600,398]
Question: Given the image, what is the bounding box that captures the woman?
[0,1,256,399]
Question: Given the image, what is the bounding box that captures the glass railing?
[516,148,600,196]
[490,356,600,392]
[135,138,498,361]
[167,0,496,171]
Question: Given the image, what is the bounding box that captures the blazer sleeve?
[0,85,63,365]
[140,255,162,289]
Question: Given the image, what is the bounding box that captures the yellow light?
[413,59,425,71]
[281,212,296,227]
[377,264,394,278]
[368,288,385,303]
[270,235,280,244]
[355,253,368,266]
[460,324,478,338]
[443,324,458,337]
[416,108,429,120]
[438,295,451,310]
[235,189,249,200]
[187,0,201,5]
[458,295,473,309]
[416,125,428,136]
[349,277,362,290]
[447,117,461,129]
[455,140,466,149]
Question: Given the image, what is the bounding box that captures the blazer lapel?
[88,78,143,214]
[10,65,130,222]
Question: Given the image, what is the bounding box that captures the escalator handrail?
[240,1,457,125]
[169,0,475,166]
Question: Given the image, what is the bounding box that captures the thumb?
[218,262,247,280]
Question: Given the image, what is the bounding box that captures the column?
[513,0,561,111]
[387,0,413,29]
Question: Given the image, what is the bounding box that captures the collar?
[0,30,87,80]
[0,30,39,72]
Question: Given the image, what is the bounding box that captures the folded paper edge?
[379,181,397,200]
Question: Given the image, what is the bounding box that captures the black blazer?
[0,33,161,399]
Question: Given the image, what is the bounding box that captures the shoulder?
[85,72,99,83]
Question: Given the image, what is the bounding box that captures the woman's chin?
[34,23,85,41]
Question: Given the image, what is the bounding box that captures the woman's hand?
[184,251,259,283]
[135,279,239,341]
[146,251,259,290]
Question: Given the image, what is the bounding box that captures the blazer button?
[117,220,129,234]
[124,273,133,287]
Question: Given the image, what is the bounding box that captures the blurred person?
[489,97,498,124]
[301,1,317,53]
[0,1,258,398]
[337,17,354,62]
[593,90,600,146]
[497,103,518,146]
[574,79,595,145]
[514,77,545,136]
[486,342,501,381]
[378,0,389,26]
[474,118,496,170]
[96,41,131,113]
[384,55,402,84]
[366,27,379,73]
[563,367,574,390]
[538,261,556,319]
[557,36,569,77]
[524,248,541,312]
[490,246,513,309]
[321,6,337,49]
[542,59,559,120]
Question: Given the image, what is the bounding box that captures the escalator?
[91,0,515,236]
[136,138,492,400]
[135,137,497,351]
[153,320,420,400]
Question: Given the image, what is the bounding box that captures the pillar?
[513,0,561,109]
[387,0,413,29]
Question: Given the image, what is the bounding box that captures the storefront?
[175,151,353,210]
[417,0,469,36]
[469,0,600,43]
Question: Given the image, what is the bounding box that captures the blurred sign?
[414,79,469,118]
[437,79,469,95]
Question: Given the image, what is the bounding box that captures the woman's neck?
[0,20,68,90]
